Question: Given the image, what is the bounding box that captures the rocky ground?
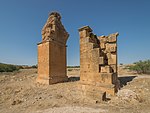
[0,68,150,113]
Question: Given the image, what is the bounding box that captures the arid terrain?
[0,66,150,113]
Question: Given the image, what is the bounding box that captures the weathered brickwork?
[79,26,119,100]
[36,12,69,84]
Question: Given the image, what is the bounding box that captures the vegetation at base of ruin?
[67,66,80,68]
[128,59,150,74]
[0,63,20,72]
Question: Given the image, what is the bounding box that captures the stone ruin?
[78,26,119,100]
[36,12,119,101]
[36,12,69,84]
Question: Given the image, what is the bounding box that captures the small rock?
[32,101,36,104]
[144,88,149,91]
[39,97,42,99]
[11,99,22,105]
[14,89,21,94]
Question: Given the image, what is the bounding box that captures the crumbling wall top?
[49,12,61,20]
[78,26,93,32]
[41,12,69,44]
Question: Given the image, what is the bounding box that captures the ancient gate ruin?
[36,12,69,84]
[36,12,119,100]
[79,26,119,99]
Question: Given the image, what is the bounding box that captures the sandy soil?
[0,68,150,113]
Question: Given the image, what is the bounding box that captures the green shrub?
[31,65,37,68]
[0,63,19,72]
[120,63,123,65]
[67,66,80,68]
[128,60,150,74]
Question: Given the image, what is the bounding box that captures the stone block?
[110,64,117,73]
[108,54,116,65]
[100,66,112,73]
[106,43,116,53]
[108,35,117,42]
[79,26,92,38]
[79,84,106,101]
[98,36,108,43]
[100,73,113,84]
[106,53,111,59]
[99,57,104,65]
[100,42,105,49]
[80,37,90,44]
[79,30,90,38]
[107,32,118,43]
[80,43,94,53]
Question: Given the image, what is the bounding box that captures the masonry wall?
[37,41,50,84]
[79,26,119,97]
[49,41,67,84]
[36,12,69,84]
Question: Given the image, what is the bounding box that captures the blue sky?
[0,0,150,66]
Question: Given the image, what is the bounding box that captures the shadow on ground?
[118,76,137,88]
[68,77,80,82]
[68,75,137,88]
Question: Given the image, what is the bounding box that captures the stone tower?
[79,26,119,99]
[36,12,69,84]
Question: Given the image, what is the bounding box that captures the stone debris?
[11,99,22,105]
[116,89,142,104]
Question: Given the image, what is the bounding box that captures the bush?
[128,60,150,74]
[120,63,123,65]
[0,63,20,72]
[67,66,80,68]
[31,65,37,68]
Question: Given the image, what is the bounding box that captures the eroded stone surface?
[36,12,69,84]
[79,26,119,100]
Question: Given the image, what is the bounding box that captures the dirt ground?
[0,67,150,113]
